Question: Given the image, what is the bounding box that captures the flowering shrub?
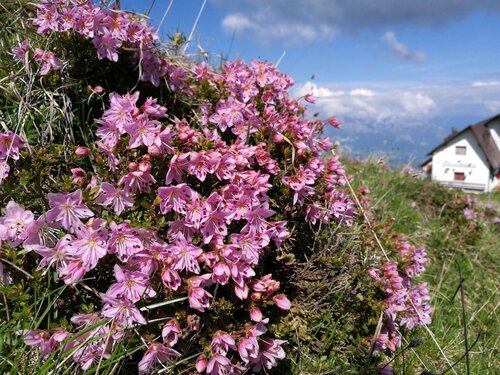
[462,195,500,226]
[368,237,432,353]
[0,1,361,373]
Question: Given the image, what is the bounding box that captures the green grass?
[347,158,500,374]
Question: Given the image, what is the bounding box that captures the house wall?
[431,130,491,192]
[487,119,500,191]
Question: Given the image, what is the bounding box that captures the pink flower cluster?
[4,1,358,373]
[368,240,432,352]
[463,194,500,225]
[12,39,63,75]
[32,0,184,87]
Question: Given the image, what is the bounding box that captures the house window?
[454,172,465,181]
[455,146,466,155]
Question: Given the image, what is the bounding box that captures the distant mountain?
[329,113,484,167]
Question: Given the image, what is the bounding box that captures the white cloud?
[349,89,375,97]
[214,0,500,45]
[472,81,500,87]
[294,81,435,123]
[382,32,426,61]
[221,11,336,45]
[291,78,500,156]
[221,14,255,32]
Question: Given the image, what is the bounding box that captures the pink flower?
[141,97,167,119]
[168,236,203,274]
[206,355,232,375]
[212,262,231,285]
[238,336,260,365]
[59,259,87,285]
[33,48,63,75]
[162,319,181,346]
[0,132,26,160]
[158,184,196,214]
[209,97,245,132]
[188,286,212,312]
[93,35,121,62]
[33,234,72,270]
[106,265,156,303]
[210,331,236,356]
[95,182,134,216]
[161,267,181,291]
[18,329,69,358]
[138,342,181,375]
[165,153,190,184]
[96,119,121,148]
[188,151,219,182]
[243,203,275,235]
[200,209,230,244]
[69,221,108,270]
[45,190,93,231]
[107,222,144,261]
[0,201,34,246]
[125,116,161,148]
[256,339,286,371]
[101,293,146,327]
[119,169,156,193]
[101,92,139,132]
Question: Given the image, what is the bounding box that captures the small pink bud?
[75,146,90,157]
[128,162,138,171]
[250,307,263,322]
[327,117,342,128]
[195,354,207,373]
[272,133,284,144]
[147,146,162,157]
[92,85,104,94]
[70,168,86,185]
[273,294,291,311]
[142,154,151,162]
[304,93,316,103]
[70,167,85,177]
[251,292,262,302]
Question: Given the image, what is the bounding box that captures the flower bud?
[128,162,138,171]
[304,93,316,103]
[272,133,284,144]
[250,292,261,301]
[273,294,291,310]
[148,145,162,157]
[92,85,104,94]
[250,306,263,322]
[75,146,90,157]
[195,354,207,373]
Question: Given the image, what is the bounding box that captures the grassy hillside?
[346,158,499,374]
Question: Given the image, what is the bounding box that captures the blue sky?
[121,0,500,164]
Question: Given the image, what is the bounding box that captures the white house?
[422,114,500,193]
